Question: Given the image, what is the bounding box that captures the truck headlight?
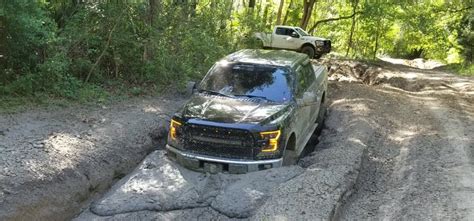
[169,119,182,140]
[260,130,281,152]
[316,41,324,46]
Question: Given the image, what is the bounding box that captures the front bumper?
[316,40,331,53]
[166,145,283,174]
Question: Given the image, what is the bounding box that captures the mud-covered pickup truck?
[255,25,331,59]
[166,49,328,173]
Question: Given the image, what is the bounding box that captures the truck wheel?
[282,136,298,166]
[259,40,266,49]
[283,149,298,166]
[301,46,315,58]
[314,100,327,136]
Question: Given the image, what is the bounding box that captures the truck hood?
[180,94,288,124]
[302,36,328,41]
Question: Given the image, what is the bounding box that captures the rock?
[31,141,45,148]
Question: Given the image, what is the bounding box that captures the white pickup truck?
[255,25,331,59]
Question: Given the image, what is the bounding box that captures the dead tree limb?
[308,11,361,33]
[85,21,118,83]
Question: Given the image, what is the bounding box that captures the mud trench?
[75,134,324,220]
[76,60,473,220]
[74,83,379,220]
[2,59,472,220]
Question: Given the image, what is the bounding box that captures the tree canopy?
[0,0,472,99]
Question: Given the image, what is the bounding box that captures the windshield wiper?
[198,89,233,98]
[233,94,269,100]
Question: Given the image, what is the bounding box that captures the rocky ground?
[1,59,473,220]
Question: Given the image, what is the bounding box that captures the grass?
[439,63,474,76]
[1,84,131,114]
[0,77,189,114]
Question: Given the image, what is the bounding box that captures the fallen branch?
[308,11,362,33]
[85,21,119,83]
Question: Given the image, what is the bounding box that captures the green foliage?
[458,8,474,63]
[1,0,472,106]
[1,0,56,75]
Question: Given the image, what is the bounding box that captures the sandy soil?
[2,59,473,220]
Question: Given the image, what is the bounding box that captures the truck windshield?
[295,27,310,36]
[199,62,293,103]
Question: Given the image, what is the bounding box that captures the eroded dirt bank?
[2,59,473,220]
[0,96,184,220]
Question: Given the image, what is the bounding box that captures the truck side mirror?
[290,31,299,38]
[298,92,315,106]
[303,92,315,105]
[186,81,198,96]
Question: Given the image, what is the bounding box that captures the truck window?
[295,27,310,36]
[303,64,315,85]
[199,62,293,103]
[296,67,308,97]
[275,27,294,36]
[296,64,315,97]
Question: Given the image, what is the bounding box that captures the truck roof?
[274,25,299,29]
[224,49,308,68]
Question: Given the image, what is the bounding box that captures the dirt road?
[1,60,473,220]
[333,61,474,220]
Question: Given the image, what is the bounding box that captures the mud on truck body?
[166,49,328,173]
[255,26,331,59]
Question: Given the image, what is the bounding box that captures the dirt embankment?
[2,59,473,220]
[0,96,184,221]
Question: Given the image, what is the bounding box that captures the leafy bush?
[1,0,472,105]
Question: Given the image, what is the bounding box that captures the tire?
[282,137,298,166]
[283,149,298,166]
[301,45,315,58]
[300,101,327,158]
[314,100,327,136]
[260,40,265,49]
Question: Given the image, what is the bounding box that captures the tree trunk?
[282,0,293,25]
[0,14,5,67]
[263,1,270,28]
[148,0,160,25]
[276,0,285,25]
[143,0,160,61]
[345,0,359,57]
[249,0,256,8]
[373,20,380,59]
[300,0,316,29]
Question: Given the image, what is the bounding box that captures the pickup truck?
[166,49,328,173]
[255,25,331,59]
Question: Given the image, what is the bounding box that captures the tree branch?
[85,21,118,83]
[308,11,362,33]
[444,6,472,13]
[432,6,472,14]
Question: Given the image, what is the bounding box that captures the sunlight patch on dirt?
[378,57,445,70]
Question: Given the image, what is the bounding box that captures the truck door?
[294,65,313,150]
[302,62,320,123]
[273,27,301,50]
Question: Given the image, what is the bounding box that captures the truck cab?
[255,26,331,59]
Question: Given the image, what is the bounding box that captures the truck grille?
[184,124,255,159]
